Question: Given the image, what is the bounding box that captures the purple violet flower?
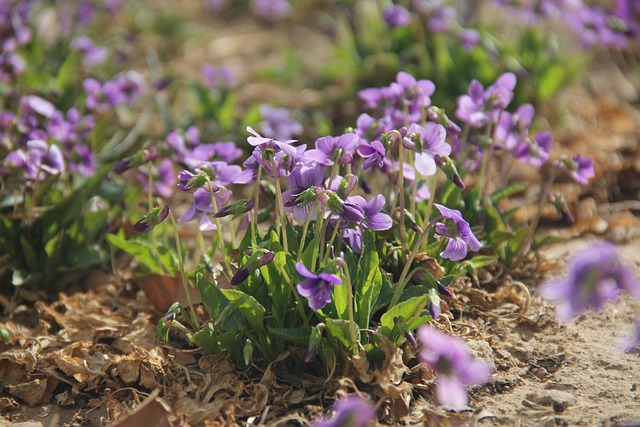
[539,242,640,321]
[417,326,494,408]
[357,140,386,170]
[555,154,595,185]
[246,126,297,157]
[178,187,233,231]
[404,123,451,177]
[348,194,392,231]
[282,165,323,221]
[312,394,376,427]
[433,204,482,261]
[305,133,360,166]
[295,262,342,311]
[511,130,553,168]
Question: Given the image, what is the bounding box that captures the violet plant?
[0,0,146,289]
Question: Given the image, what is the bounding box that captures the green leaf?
[537,63,566,102]
[218,92,236,133]
[189,323,221,352]
[220,289,266,333]
[156,319,169,342]
[196,273,226,319]
[470,255,498,269]
[325,318,357,350]
[354,230,383,328]
[379,295,428,339]
[507,225,532,255]
[532,234,565,250]
[266,326,310,345]
[490,182,527,205]
[106,233,165,275]
[54,51,79,90]
[0,327,9,343]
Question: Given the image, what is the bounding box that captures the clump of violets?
[417,326,494,408]
[312,394,376,427]
[540,242,640,321]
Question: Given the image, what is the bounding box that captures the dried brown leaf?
[174,396,226,425]
[0,350,37,384]
[8,377,57,406]
[111,390,172,427]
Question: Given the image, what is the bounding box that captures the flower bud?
[134,205,170,233]
[305,324,324,363]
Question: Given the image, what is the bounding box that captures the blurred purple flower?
[433,204,482,261]
[0,52,25,82]
[1,1,32,52]
[539,242,640,321]
[417,326,494,407]
[456,73,517,128]
[312,394,376,427]
[5,139,65,181]
[201,64,236,89]
[511,130,552,168]
[136,159,176,199]
[295,262,342,311]
[47,108,95,146]
[259,104,303,141]
[251,0,292,20]
[459,28,480,52]
[71,36,109,66]
[428,5,457,33]
[204,0,228,12]
[69,144,95,177]
[383,5,411,29]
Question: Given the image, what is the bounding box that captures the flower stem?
[322,218,342,265]
[336,258,358,354]
[297,203,316,262]
[388,130,407,258]
[206,179,233,278]
[390,215,444,307]
[274,258,310,329]
[167,210,199,330]
[251,166,262,247]
[274,176,289,254]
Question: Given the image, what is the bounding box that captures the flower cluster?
[495,0,640,49]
